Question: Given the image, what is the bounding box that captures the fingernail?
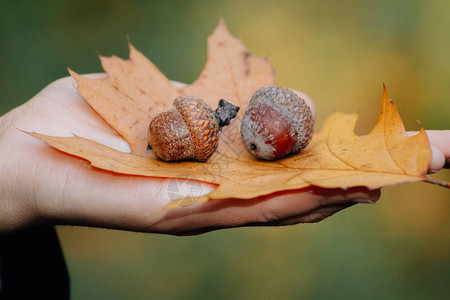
[353,199,376,204]
[428,169,441,174]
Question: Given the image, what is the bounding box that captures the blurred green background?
[1,0,449,299]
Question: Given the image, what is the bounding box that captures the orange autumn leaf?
[67,19,273,157]
[30,20,449,206]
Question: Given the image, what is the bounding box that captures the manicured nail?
[353,199,376,204]
[428,169,441,174]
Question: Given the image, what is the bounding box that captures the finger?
[429,145,446,173]
[270,203,355,226]
[408,130,450,171]
[248,187,378,226]
[425,130,450,168]
[151,186,380,235]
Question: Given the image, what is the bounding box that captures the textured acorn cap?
[174,96,220,161]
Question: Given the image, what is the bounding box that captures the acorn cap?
[174,96,220,161]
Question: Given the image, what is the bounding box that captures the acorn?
[240,85,314,160]
[148,96,239,162]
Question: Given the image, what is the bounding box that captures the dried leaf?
[30,19,449,206]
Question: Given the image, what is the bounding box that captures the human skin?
[0,75,447,234]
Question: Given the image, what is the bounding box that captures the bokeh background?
[1,0,449,299]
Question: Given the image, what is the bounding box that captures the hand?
[0,75,445,234]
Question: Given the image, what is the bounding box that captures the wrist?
[0,163,38,235]
[0,197,36,234]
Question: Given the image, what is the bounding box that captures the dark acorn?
[241,85,314,160]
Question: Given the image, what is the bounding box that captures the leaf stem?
[425,176,450,188]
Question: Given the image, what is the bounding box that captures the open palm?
[10,74,447,234]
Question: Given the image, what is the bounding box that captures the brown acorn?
[240,85,314,160]
[148,96,239,162]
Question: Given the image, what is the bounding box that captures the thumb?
[408,130,450,173]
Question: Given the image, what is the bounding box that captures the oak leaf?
[30,20,449,207]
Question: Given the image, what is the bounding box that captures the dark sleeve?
[0,226,70,299]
